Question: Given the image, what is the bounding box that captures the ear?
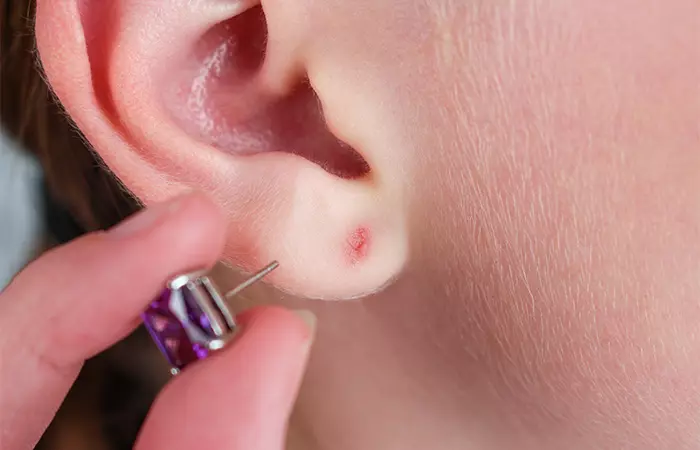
[34,0,408,299]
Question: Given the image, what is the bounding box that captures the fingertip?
[137,191,228,270]
[199,306,315,392]
[174,191,228,242]
[136,307,315,450]
[236,306,316,344]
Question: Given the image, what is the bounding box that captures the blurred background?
[0,132,42,290]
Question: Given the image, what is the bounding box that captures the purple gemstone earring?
[141,261,279,375]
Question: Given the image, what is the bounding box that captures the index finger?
[0,192,226,450]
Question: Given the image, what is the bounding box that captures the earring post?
[224,261,279,299]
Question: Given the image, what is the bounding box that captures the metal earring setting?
[141,261,279,375]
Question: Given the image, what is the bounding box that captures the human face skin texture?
[36,0,700,449]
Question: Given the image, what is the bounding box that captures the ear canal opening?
[173,5,371,180]
[272,78,372,180]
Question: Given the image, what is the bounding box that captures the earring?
[141,261,279,375]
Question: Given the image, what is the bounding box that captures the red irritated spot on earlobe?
[346,227,370,266]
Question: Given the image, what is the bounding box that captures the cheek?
[414,149,700,446]
[335,0,700,445]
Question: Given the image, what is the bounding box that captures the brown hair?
[1,0,138,231]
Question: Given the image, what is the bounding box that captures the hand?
[0,193,315,450]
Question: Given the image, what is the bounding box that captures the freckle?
[347,227,370,265]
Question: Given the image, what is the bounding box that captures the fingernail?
[291,309,317,346]
[108,197,183,238]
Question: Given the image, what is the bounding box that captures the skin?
[32,0,700,448]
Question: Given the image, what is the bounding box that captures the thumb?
[135,306,316,450]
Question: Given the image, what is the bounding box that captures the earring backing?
[142,261,279,375]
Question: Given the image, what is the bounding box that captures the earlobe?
[35,0,408,300]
